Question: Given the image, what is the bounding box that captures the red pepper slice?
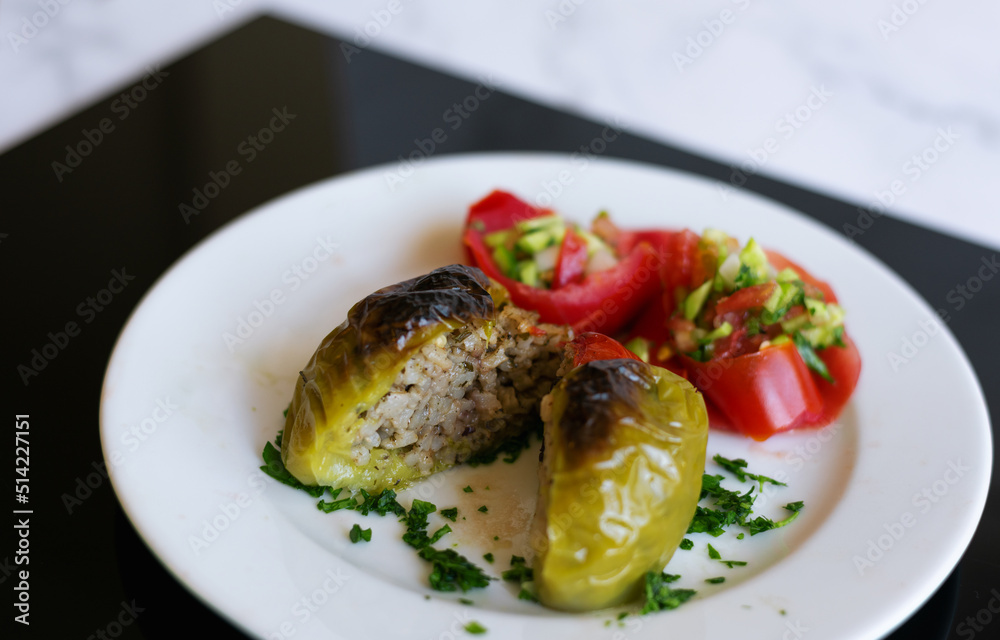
[463,190,661,335]
[627,238,861,440]
[552,226,588,290]
[714,282,777,316]
[567,332,643,367]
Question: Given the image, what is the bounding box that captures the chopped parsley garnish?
[478,505,488,513]
[679,538,693,550]
[463,486,474,493]
[418,547,492,592]
[353,489,407,516]
[260,442,325,497]
[440,507,458,522]
[501,556,533,582]
[459,598,474,606]
[793,331,834,383]
[403,500,450,549]
[737,533,744,540]
[785,501,804,512]
[707,544,721,560]
[483,553,494,563]
[721,560,748,568]
[640,572,696,615]
[743,510,801,536]
[518,587,538,602]
[465,424,541,466]
[349,524,371,543]
[317,497,356,513]
[712,455,786,488]
[705,577,725,584]
[687,471,803,538]
[464,621,487,635]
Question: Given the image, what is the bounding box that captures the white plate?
[100,153,991,640]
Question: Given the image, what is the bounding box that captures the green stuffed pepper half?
[281,264,571,492]
[530,334,708,611]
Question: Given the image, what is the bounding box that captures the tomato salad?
[462,190,861,441]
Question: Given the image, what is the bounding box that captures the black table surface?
[3,14,997,640]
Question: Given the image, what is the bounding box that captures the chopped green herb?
[737,533,745,540]
[705,577,725,584]
[403,500,449,549]
[440,507,458,522]
[679,538,694,550]
[459,598,474,606]
[463,486,474,493]
[712,455,787,488]
[477,505,488,513]
[744,509,801,535]
[349,524,372,543]
[617,612,628,620]
[707,543,721,560]
[793,332,834,383]
[260,442,325,497]
[687,474,755,537]
[354,488,407,517]
[465,424,541,466]
[418,547,492,592]
[318,497,356,513]
[785,501,804,512]
[464,621,487,635]
[275,428,284,445]
[501,556,533,582]
[517,587,538,602]
[483,553,494,563]
[721,560,748,568]
[640,572,696,614]
[493,536,499,541]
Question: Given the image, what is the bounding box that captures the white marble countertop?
[3,0,998,248]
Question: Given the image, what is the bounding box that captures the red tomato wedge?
[567,332,643,368]
[463,190,661,335]
[552,227,588,289]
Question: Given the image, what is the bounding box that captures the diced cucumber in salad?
[483,213,618,289]
[674,230,846,380]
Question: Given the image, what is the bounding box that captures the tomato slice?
[683,340,823,440]
[714,282,777,315]
[463,191,661,335]
[552,227,588,289]
[567,333,643,367]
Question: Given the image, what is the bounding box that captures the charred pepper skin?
[532,358,708,612]
[281,265,507,491]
